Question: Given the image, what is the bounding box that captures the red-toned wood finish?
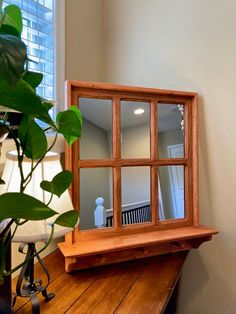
[59,81,218,271]
[13,250,188,314]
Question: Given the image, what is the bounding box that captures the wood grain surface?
[13,249,188,314]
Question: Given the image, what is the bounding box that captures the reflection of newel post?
[94,197,106,228]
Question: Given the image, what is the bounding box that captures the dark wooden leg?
[164,277,180,314]
[0,234,12,314]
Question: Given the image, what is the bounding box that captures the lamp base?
[12,243,55,314]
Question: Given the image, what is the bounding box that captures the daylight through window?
[3,0,56,105]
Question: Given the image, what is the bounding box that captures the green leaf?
[1,5,22,37]
[0,79,55,127]
[63,134,78,145]
[61,106,82,145]
[0,24,19,37]
[0,9,5,28]
[23,71,43,89]
[40,170,72,198]
[0,193,57,221]
[43,101,54,112]
[54,210,79,228]
[19,115,48,159]
[0,34,26,86]
[56,107,82,144]
[69,105,82,127]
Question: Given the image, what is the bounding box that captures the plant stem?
[0,219,14,240]
[0,0,3,9]
[23,132,58,191]
[46,193,53,207]
[5,125,25,192]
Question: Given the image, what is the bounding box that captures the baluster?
[94,197,106,228]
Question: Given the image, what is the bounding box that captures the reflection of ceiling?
[158,104,182,132]
[79,98,182,132]
[80,98,112,130]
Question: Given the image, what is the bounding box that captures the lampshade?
[0,151,74,243]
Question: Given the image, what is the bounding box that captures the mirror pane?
[121,167,151,225]
[79,98,112,159]
[158,104,184,158]
[158,165,184,220]
[121,101,150,158]
[80,168,113,230]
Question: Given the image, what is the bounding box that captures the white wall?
[66,0,104,81]
[103,0,236,313]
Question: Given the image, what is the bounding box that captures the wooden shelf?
[59,226,218,272]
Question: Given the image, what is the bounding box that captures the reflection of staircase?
[94,198,151,228]
[106,201,151,227]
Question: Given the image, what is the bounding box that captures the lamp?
[0,151,74,313]
[1,151,73,242]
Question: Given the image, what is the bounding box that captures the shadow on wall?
[178,236,236,314]
[199,95,215,226]
[177,250,209,312]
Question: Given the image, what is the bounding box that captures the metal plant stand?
[12,243,55,314]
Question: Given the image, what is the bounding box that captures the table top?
[13,250,188,313]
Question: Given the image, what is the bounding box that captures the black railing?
[106,204,151,227]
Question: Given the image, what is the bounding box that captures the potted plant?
[0,3,81,312]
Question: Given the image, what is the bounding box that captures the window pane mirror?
[121,101,150,158]
[79,98,112,159]
[121,167,151,225]
[158,165,185,220]
[80,168,113,230]
[158,103,184,158]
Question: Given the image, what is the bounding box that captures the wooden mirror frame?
[59,81,218,272]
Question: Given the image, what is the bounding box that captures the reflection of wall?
[121,123,150,158]
[159,129,184,218]
[159,166,173,219]
[80,119,111,229]
[80,119,111,159]
[121,167,150,205]
[121,124,150,204]
[80,168,110,230]
[159,129,183,158]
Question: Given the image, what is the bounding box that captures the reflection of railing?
[107,201,151,227]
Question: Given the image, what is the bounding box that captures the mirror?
[64,81,209,271]
[78,98,186,230]
[79,98,112,159]
[80,168,113,230]
[121,167,151,225]
[121,101,150,158]
[158,165,184,220]
[158,103,184,158]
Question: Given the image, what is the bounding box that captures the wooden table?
[13,250,188,314]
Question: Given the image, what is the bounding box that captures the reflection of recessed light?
[134,108,144,115]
